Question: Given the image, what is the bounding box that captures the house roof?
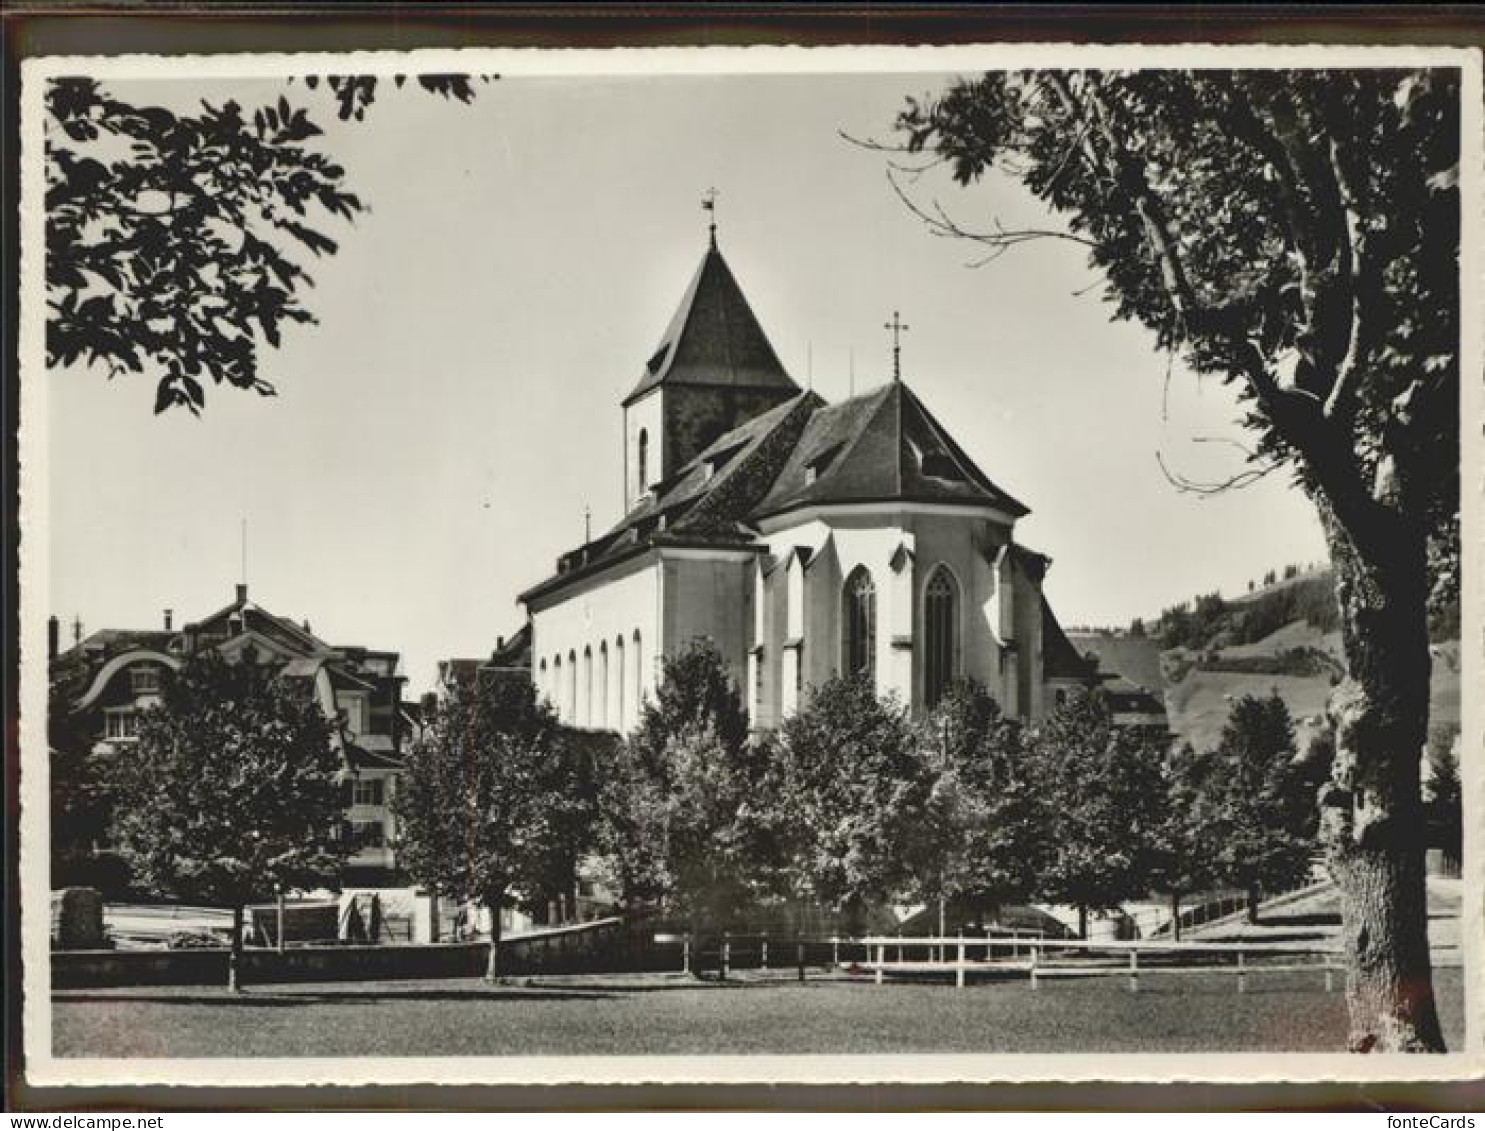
[60,628,174,665]
[754,382,1030,521]
[1068,632,1166,695]
[1041,597,1098,682]
[439,658,487,685]
[346,742,403,771]
[489,622,532,669]
[623,241,799,407]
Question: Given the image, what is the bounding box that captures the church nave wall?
[530,559,660,733]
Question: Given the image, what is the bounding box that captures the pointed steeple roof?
[623,242,799,407]
[754,380,1030,520]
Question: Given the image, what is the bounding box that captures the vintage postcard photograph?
[16,42,1483,1088]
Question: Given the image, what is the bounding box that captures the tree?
[107,651,347,991]
[895,68,1458,1050]
[1423,725,1461,870]
[1156,742,1222,941]
[394,676,595,982]
[46,74,484,413]
[595,641,764,951]
[1199,695,1317,923]
[904,681,1046,928]
[1028,690,1168,939]
[765,676,924,931]
[627,638,751,769]
[48,661,118,889]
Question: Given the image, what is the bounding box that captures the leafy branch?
[46,73,490,414]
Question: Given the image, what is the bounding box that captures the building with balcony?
[48,584,409,886]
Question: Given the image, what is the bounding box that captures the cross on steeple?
[884,310,910,382]
[702,187,719,247]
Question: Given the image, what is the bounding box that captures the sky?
[45,70,1328,695]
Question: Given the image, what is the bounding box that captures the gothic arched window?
[614,636,627,732]
[638,429,650,491]
[842,567,877,680]
[632,629,644,708]
[924,565,958,708]
[598,642,609,730]
[582,646,593,728]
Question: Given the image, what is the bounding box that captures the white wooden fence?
[845,932,1345,993]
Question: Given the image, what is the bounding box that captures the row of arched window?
[537,630,644,731]
[840,562,960,708]
[540,563,961,729]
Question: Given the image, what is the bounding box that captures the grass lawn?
[53,966,1465,1057]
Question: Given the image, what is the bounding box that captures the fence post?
[761,933,769,971]
[1324,955,1335,994]
[797,938,805,983]
[875,943,884,985]
[955,931,965,989]
[721,933,731,981]
[1128,949,1138,994]
[1030,942,1039,990]
[1237,948,1246,994]
[832,936,839,968]
[896,931,902,964]
[682,934,690,975]
[1011,928,1018,959]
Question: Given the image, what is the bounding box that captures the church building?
[519,227,1094,732]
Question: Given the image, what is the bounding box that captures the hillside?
[1084,571,1461,753]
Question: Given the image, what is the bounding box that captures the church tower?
[622,228,800,510]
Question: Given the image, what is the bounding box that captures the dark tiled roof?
[1041,597,1098,681]
[60,629,174,665]
[1069,633,1166,695]
[490,622,532,668]
[754,382,1029,521]
[440,658,486,685]
[1009,543,1050,584]
[521,392,818,604]
[346,743,403,771]
[524,382,1035,605]
[51,629,176,702]
[623,242,799,406]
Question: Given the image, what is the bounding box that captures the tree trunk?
[689,915,701,980]
[1246,885,1261,925]
[1170,891,1182,942]
[484,896,504,984]
[1077,904,1088,940]
[228,904,244,993]
[1319,513,1445,1052]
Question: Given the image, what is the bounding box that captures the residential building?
[48,584,408,885]
[1066,630,1173,736]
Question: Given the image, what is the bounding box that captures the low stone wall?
[51,917,685,988]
